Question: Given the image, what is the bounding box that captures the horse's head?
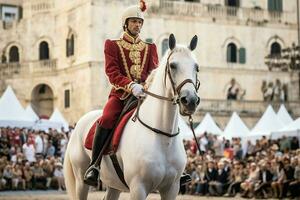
[165,34,200,116]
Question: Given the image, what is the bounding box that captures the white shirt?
[22,143,36,163]
[35,135,44,154]
[54,168,64,177]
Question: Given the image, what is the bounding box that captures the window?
[64,89,70,108]
[225,0,240,7]
[9,46,19,62]
[38,84,46,94]
[39,41,49,60]
[2,6,19,22]
[66,34,74,57]
[268,0,282,12]
[270,42,281,57]
[227,43,237,63]
[239,48,246,64]
[161,38,169,57]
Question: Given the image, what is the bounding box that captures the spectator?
[53,162,65,191]
[224,161,246,197]
[12,164,25,190]
[2,165,13,189]
[254,162,273,198]
[195,164,208,195]
[23,162,33,190]
[46,141,55,157]
[22,140,36,163]
[240,162,259,198]
[32,162,47,189]
[271,161,286,198]
[289,158,300,198]
[35,131,44,157]
[208,161,229,196]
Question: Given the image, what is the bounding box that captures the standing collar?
[123,32,141,44]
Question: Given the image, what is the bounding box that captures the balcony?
[30,0,55,13]
[0,59,57,77]
[30,59,57,73]
[197,99,300,118]
[149,1,296,25]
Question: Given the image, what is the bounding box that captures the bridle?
[132,50,200,137]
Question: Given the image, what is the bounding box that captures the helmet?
[122,0,147,27]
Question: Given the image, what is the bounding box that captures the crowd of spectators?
[1,126,300,199]
[182,132,300,199]
[0,127,71,191]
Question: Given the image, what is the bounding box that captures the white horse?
[63,34,200,200]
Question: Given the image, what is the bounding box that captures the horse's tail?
[63,145,77,199]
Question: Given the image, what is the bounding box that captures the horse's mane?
[145,45,194,88]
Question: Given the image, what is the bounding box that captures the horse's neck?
[140,69,178,135]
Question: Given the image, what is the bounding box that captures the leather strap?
[109,154,129,188]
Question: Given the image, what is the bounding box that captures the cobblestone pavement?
[0,190,247,200]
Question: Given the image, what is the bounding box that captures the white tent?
[194,113,222,136]
[277,104,293,125]
[222,112,250,139]
[25,104,39,121]
[249,105,284,138]
[33,119,65,132]
[271,117,300,139]
[179,116,194,140]
[49,108,69,131]
[0,86,34,128]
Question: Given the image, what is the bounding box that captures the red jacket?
[104,32,158,100]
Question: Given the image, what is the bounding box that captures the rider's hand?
[131,83,145,97]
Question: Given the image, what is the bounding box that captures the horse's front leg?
[129,179,150,200]
[159,181,180,200]
[103,187,121,200]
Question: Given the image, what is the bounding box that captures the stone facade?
[0,0,299,127]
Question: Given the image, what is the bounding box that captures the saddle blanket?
[84,109,135,154]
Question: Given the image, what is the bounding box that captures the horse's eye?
[170,63,177,70]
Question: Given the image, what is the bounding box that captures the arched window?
[161,38,169,57]
[9,46,19,62]
[39,41,49,60]
[227,43,237,63]
[270,42,281,57]
[66,34,74,57]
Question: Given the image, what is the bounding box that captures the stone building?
[0,0,299,128]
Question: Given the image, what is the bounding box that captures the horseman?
[84,0,191,187]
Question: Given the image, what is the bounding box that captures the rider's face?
[126,18,143,37]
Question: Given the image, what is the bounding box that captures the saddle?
[84,95,138,154]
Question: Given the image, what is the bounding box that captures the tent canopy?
[25,104,39,121]
[194,113,222,136]
[49,108,69,131]
[0,86,34,128]
[222,112,250,139]
[277,104,293,125]
[250,105,284,137]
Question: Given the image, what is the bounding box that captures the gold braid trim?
[116,40,132,80]
[139,44,149,80]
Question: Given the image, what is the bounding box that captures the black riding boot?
[84,124,111,186]
[180,173,192,186]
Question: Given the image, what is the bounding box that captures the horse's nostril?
[196,97,200,105]
[180,96,188,105]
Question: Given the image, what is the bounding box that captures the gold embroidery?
[116,39,148,81]
[116,41,132,80]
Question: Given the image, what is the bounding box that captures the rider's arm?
[104,39,133,93]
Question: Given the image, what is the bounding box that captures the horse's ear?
[188,35,198,51]
[169,34,176,50]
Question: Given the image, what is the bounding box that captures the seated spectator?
[271,161,286,198]
[32,162,47,189]
[282,158,295,198]
[240,162,259,198]
[254,162,273,198]
[2,164,13,189]
[12,163,25,190]
[224,161,247,197]
[23,162,33,190]
[208,161,229,196]
[205,160,217,196]
[289,158,300,198]
[53,162,65,191]
[195,164,208,195]
[42,159,54,189]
